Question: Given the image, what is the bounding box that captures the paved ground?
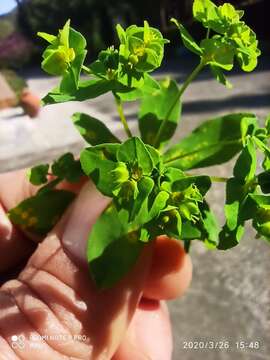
[0,56,269,360]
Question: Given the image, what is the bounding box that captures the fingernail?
[61,181,110,267]
[0,205,12,240]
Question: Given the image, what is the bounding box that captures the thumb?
[0,181,153,359]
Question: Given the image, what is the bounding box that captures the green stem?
[186,172,229,183]
[210,176,229,183]
[114,95,133,138]
[153,61,205,148]
[82,65,92,74]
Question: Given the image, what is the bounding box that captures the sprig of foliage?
[9,0,269,289]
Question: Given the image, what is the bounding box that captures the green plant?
[9,0,270,289]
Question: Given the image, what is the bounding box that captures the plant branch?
[82,65,92,74]
[210,176,229,183]
[114,95,133,138]
[185,172,229,183]
[153,60,205,148]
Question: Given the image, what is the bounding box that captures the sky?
[0,0,17,15]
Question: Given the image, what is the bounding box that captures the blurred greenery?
[0,19,15,40]
[0,0,267,67]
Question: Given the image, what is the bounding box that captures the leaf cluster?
[172,0,260,88]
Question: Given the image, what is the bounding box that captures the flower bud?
[117,21,169,73]
[129,54,139,65]
[42,46,75,75]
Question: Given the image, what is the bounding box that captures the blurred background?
[0,1,269,360]
[0,0,270,67]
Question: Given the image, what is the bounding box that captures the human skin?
[0,170,192,359]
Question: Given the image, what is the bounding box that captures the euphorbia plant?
[9,0,269,289]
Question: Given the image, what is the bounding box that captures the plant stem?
[186,172,229,183]
[210,176,229,183]
[114,95,133,138]
[153,60,205,148]
[82,65,92,74]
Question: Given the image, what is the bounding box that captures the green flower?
[38,20,86,76]
[193,0,244,33]
[229,22,260,72]
[116,21,169,73]
[193,0,260,72]
[171,184,202,222]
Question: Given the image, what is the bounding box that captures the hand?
[0,170,192,360]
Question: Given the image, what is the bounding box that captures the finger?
[143,236,192,300]
[0,170,85,211]
[0,170,85,273]
[0,204,35,273]
[112,300,172,360]
[0,181,154,359]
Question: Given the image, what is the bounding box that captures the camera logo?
[11,335,25,350]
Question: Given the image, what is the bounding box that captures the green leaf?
[233,139,257,182]
[265,114,270,135]
[117,64,145,89]
[117,137,153,175]
[52,152,83,183]
[210,65,232,88]
[200,201,219,247]
[201,37,235,71]
[59,50,87,93]
[181,221,202,240]
[80,145,120,196]
[69,27,87,55]
[42,79,115,106]
[116,74,160,102]
[164,211,182,239]
[139,78,181,147]
[87,204,144,289]
[172,175,211,196]
[241,194,270,221]
[37,32,56,44]
[27,164,49,186]
[8,190,75,236]
[37,178,62,195]
[224,178,245,231]
[171,18,202,56]
[145,145,161,168]
[218,224,244,250]
[130,177,155,221]
[193,0,218,26]
[163,113,258,170]
[72,112,120,145]
[148,191,170,219]
[258,170,270,194]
